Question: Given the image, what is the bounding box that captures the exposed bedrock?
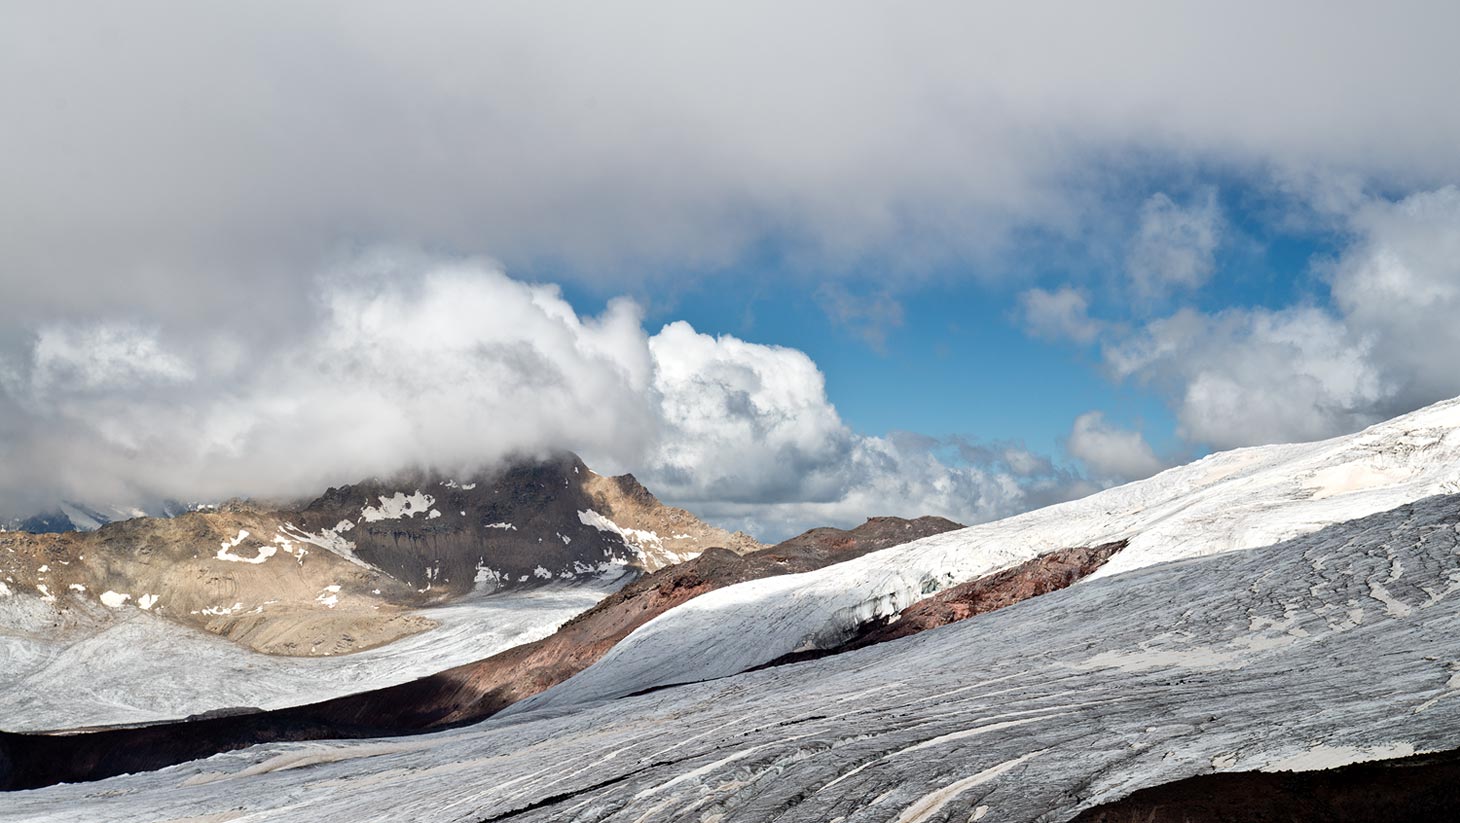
[1070,746,1460,823]
[0,515,960,790]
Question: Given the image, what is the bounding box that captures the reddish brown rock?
[848,539,1126,648]
[760,539,1126,669]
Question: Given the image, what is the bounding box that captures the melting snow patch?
[533,566,552,580]
[68,583,86,593]
[360,491,436,522]
[0,581,10,597]
[36,584,55,603]
[578,509,663,556]
[428,509,442,519]
[442,480,477,491]
[216,530,278,564]
[37,564,49,573]
[1261,742,1418,772]
[316,585,341,609]
[100,591,131,608]
[278,522,366,567]
[485,522,517,530]
[138,593,159,610]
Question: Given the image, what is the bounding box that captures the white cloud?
[3,3,1460,326]
[1126,191,1223,299]
[647,321,853,506]
[643,323,1082,536]
[1328,185,1460,404]
[31,325,194,395]
[1018,287,1102,343]
[1104,186,1460,451]
[1065,411,1164,483]
[1106,306,1384,449]
[0,256,661,509]
[0,254,1083,540]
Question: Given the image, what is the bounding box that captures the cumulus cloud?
[1017,287,1103,343]
[1065,412,1164,483]
[643,327,1102,535]
[1106,306,1383,449]
[647,321,854,505]
[1126,191,1224,299]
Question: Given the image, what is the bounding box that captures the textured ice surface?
[5,496,1458,822]
[0,584,612,732]
[513,397,1460,713]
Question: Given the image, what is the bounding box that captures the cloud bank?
[4,2,1460,327]
[0,256,1100,539]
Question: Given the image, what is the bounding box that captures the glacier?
[3,493,1457,821]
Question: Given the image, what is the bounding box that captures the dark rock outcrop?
[293,453,759,596]
[1071,747,1460,823]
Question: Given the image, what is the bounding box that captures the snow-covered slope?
[510,396,1460,714]
[7,494,1457,821]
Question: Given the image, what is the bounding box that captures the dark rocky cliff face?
[296,455,634,595]
[293,453,759,596]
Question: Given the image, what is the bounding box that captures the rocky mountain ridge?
[0,453,758,657]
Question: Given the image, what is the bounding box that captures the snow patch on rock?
[578,509,663,557]
[278,522,367,568]
[360,491,436,522]
[316,585,341,609]
[216,530,278,564]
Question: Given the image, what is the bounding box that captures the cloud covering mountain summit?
[0,255,1077,538]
